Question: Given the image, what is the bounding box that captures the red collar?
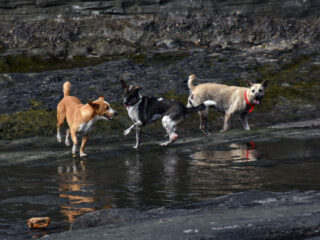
[245,91,255,113]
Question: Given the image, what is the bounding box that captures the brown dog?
[187,74,269,134]
[56,81,117,157]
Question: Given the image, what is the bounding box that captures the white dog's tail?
[188,74,196,91]
[63,81,71,97]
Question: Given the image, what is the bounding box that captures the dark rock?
[0,0,319,60]
[47,190,320,240]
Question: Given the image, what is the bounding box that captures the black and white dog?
[120,80,216,148]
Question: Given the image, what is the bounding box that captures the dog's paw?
[65,140,70,146]
[159,142,168,147]
[72,153,77,158]
[132,144,139,149]
[80,153,87,158]
[57,137,62,143]
[124,129,131,136]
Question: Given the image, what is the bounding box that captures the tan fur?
[187,74,269,134]
[56,82,117,157]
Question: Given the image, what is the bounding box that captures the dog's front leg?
[80,135,88,157]
[124,124,135,136]
[240,113,250,131]
[133,121,142,149]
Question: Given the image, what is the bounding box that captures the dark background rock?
[0,0,320,59]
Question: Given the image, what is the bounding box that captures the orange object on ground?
[27,217,51,229]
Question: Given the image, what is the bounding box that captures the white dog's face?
[246,80,269,104]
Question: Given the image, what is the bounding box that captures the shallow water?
[1,136,320,239]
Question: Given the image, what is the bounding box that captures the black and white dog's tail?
[185,100,216,116]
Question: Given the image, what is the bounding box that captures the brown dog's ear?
[262,79,269,88]
[98,96,104,101]
[120,80,127,89]
[88,100,99,110]
[245,79,253,87]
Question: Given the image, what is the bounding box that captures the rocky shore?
[1,43,320,140]
[0,0,320,140]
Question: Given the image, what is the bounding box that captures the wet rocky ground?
[1,1,320,239]
[46,190,320,240]
[1,118,320,239]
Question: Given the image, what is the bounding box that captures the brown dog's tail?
[63,81,71,97]
[188,74,196,91]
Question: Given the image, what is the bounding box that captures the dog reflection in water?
[57,161,95,223]
[190,142,259,167]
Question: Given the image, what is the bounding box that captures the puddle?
[1,137,320,239]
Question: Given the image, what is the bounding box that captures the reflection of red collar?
[245,91,255,113]
[246,142,256,159]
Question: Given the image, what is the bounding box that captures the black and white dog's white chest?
[126,100,141,124]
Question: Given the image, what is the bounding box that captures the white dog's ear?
[262,79,269,88]
[245,80,253,87]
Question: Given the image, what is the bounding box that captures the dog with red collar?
[187,74,269,134]
[120,80,216,149]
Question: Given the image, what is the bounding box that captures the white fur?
[72,144,77,154]
[78,116,101,135]
[57,131,62,143]
[160,116,178,146]
[157,98,164,101]
[126,98,142,123]
[65,128,70,146]
[162,116,176,135]
[123,97,142,137]
[150,114,162,122]
[203,100,216,107]
[104,101,115,114]
[124,124,135,136]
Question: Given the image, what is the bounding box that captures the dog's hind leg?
[199,108,210,136]
[160,116,178,146]
[70,129,78,158]
[240,113,250,131]
[56,104,66,143]
[221,112,232,132]
[65,128,70,146]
